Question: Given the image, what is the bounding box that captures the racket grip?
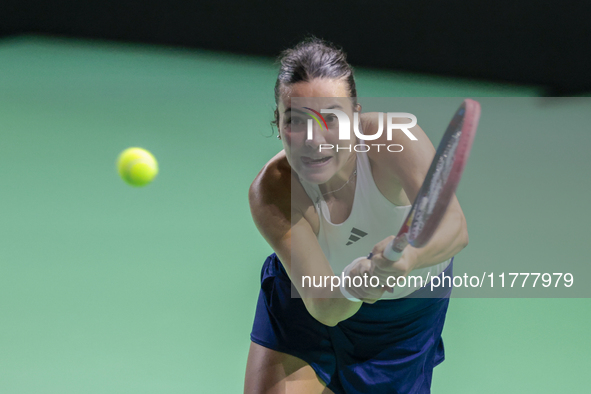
[383,245,402,261]
[383,235,408,261]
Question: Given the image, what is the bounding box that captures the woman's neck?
[318,153,358,201]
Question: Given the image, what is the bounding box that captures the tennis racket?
[382,98,481,261]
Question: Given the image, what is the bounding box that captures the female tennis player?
[245,37,469,394]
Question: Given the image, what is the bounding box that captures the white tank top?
[298,148,450,299]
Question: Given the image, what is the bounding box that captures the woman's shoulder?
[248,151,316,231]
[360,111,437,204]
[249,150,294,202]
[360,111,435,170]
[249,150,289,214]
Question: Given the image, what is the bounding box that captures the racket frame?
[382,98,480,261]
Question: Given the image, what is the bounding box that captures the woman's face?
[277,78,357,185]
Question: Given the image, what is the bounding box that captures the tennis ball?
[117,147,158,187]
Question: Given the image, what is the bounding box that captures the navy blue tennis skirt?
[250,253,453,394]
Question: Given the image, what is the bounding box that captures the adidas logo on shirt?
[346,227,368,245]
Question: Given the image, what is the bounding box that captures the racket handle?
[383,246,402,261]
[383,235,408,261]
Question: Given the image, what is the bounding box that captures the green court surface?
[0,36,589,393]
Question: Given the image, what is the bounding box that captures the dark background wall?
[1,0,590,95]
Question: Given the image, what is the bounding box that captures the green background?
[0,36,589,393]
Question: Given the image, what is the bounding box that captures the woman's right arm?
[248,155,372,326]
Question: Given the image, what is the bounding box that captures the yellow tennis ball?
[117,147,158,187]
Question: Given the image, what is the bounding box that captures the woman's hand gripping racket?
[382,98,481,262]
